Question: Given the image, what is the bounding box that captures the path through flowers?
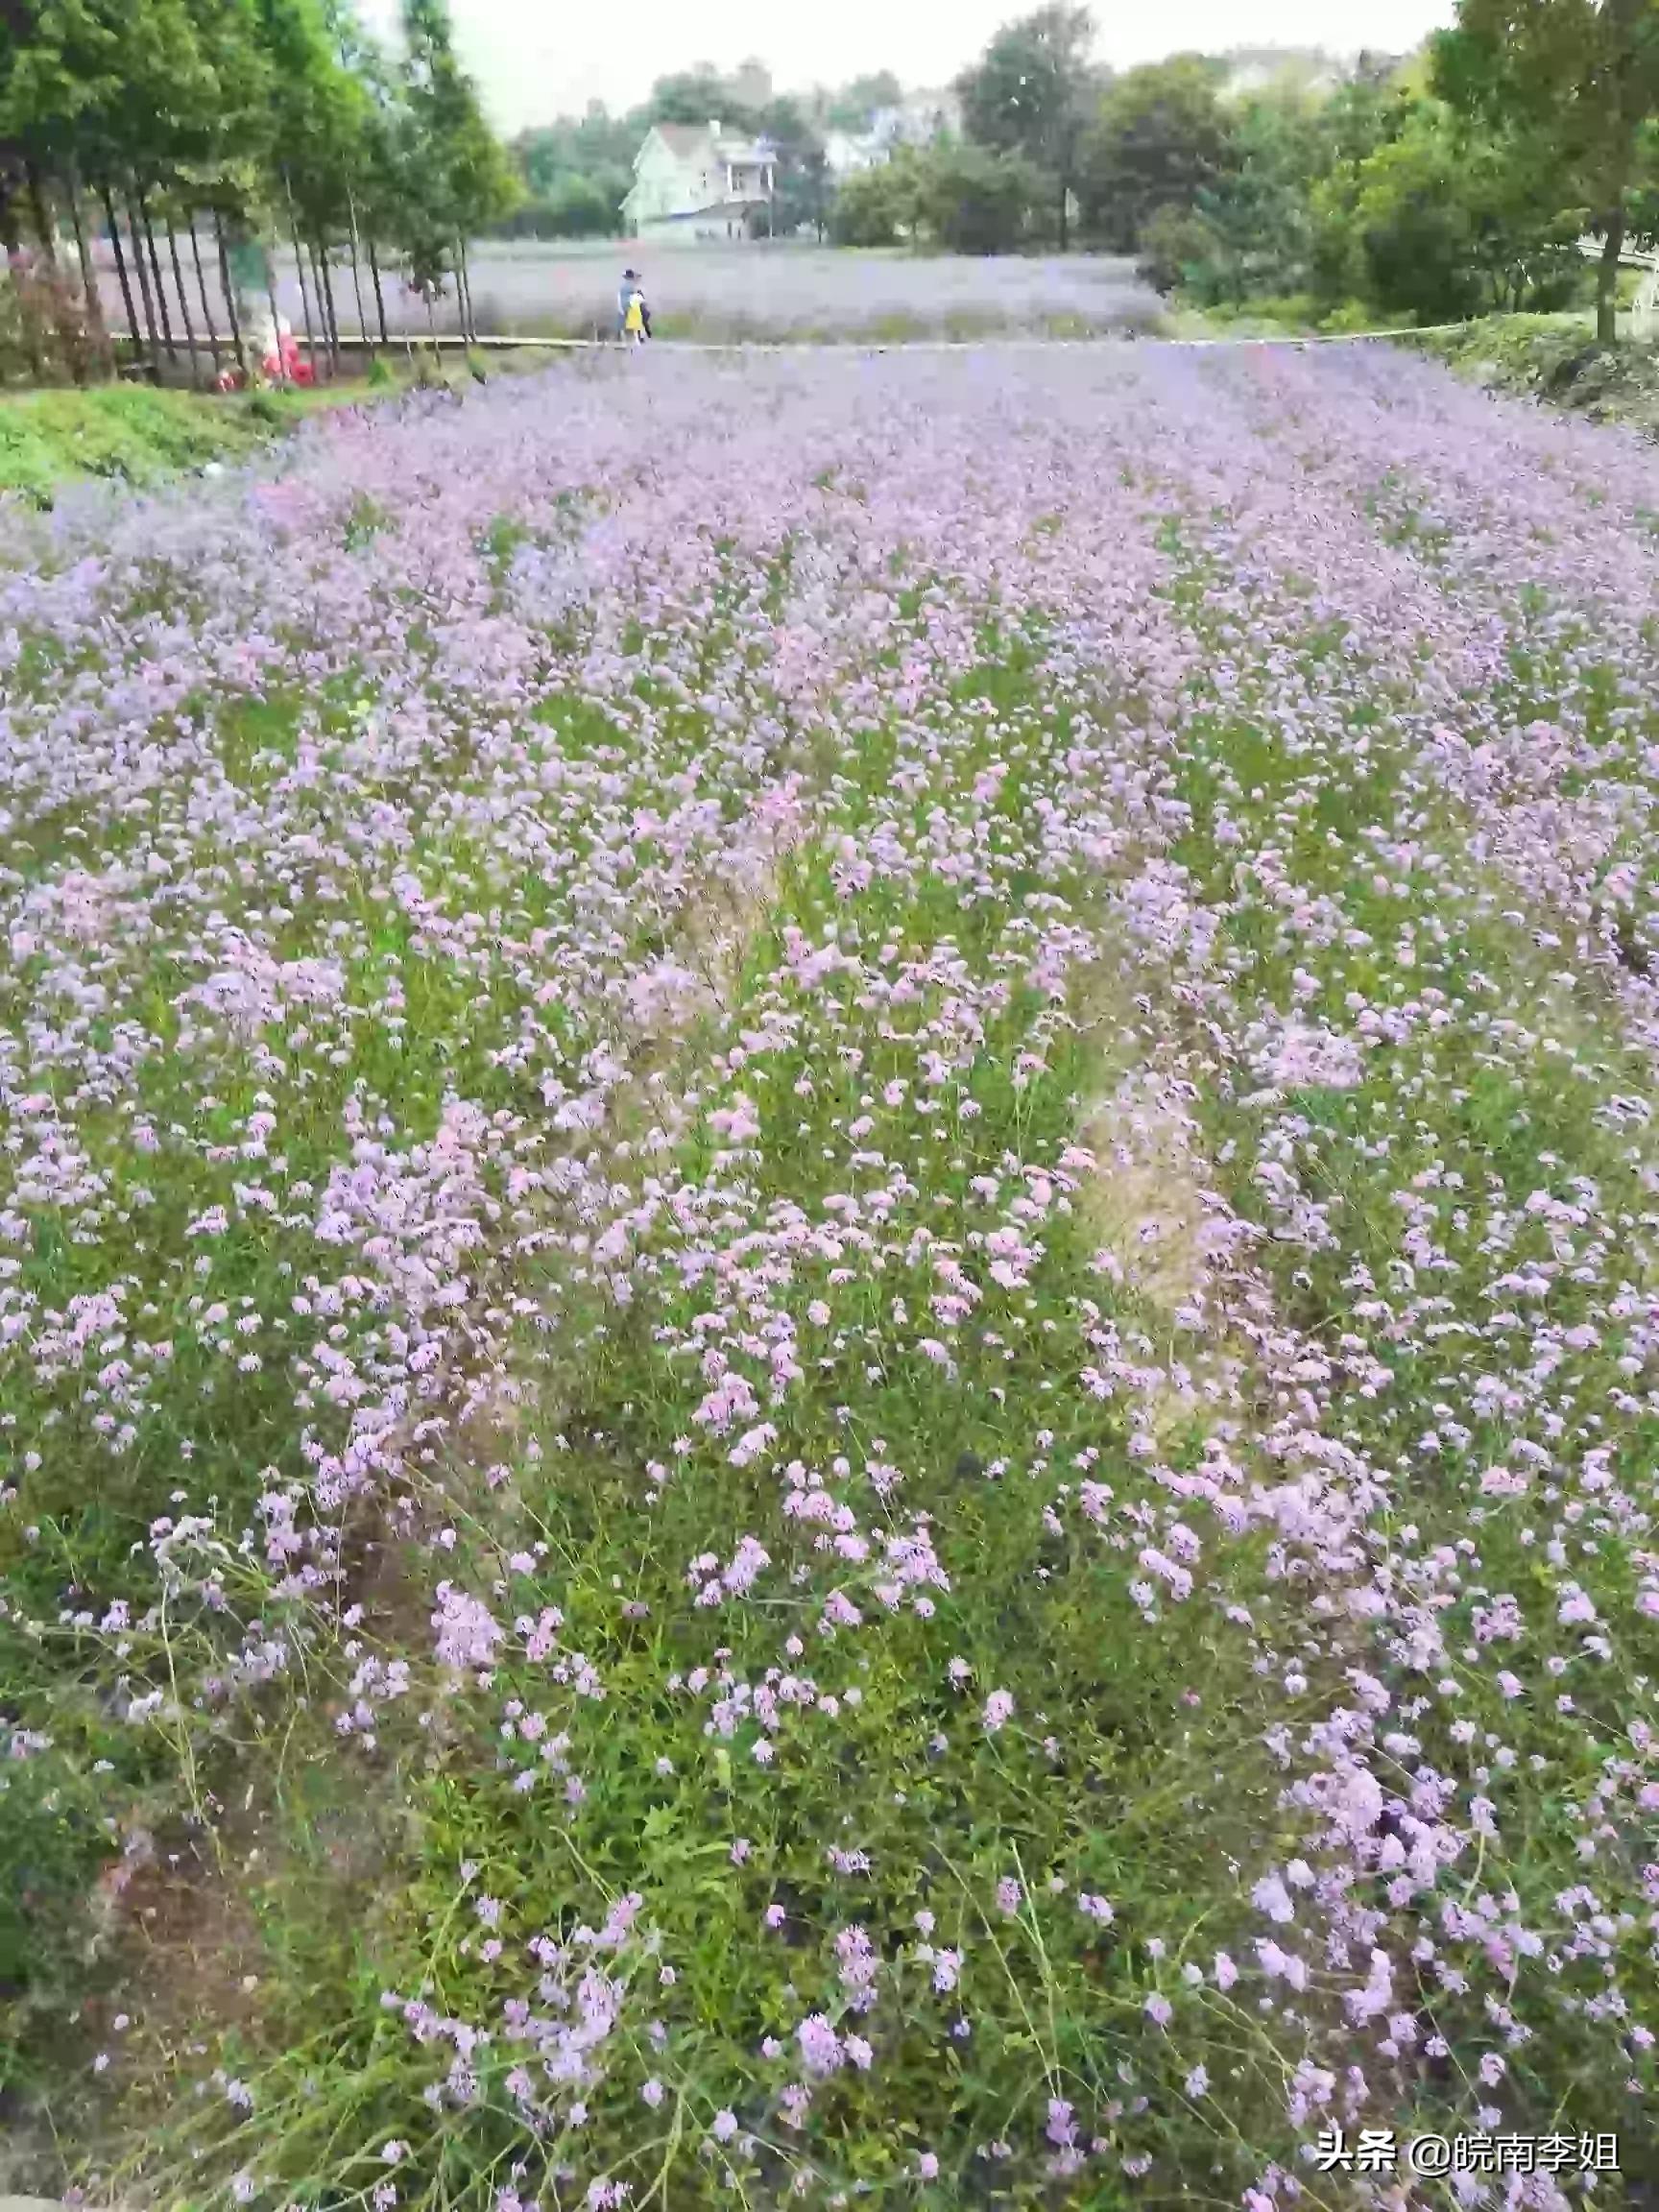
[1,348,1655,2209]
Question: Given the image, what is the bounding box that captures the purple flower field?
[2,344,1657,2209]
[92,242,1163,347]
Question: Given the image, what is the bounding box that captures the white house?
[622,121,777,242]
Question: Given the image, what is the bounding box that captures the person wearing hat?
[618,267,651,342]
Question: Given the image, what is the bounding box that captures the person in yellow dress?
[623,288,646,346]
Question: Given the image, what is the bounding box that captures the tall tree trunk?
[214,210,248,379]
[22,159,73,378]
[347,231,371,352]
[367,235,389,346]
[345,185,373,352]
[1057,174,1069,252]
[101,183,141,362]
[2,203,45,382]
[124,192,162,373]
[457,235,474,341]
[317,241,342,373]
[25,157,56,266]
[305,240,329,376]
[283,174,317,376]
[135,187,176,364]
[265,260,288,384]
[66,172,110,376]
[164,217,200,386]
[188,221,221,381]
[1598,205,1625,345]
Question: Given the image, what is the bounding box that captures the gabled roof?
[637,121,775,169]
[652,123,709,157]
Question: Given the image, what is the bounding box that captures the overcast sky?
[357,1,1456,134]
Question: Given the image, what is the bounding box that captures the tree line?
[0,0,517,386]
[501,64,906,248]
[836,0,1659,342]
[503,0,1659,347]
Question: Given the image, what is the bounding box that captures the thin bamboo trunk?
[135,187,176,364]
[318,243,342,373]
[457,235,474,341]
[101,183,141,360]
[368,235,389,346]
[214,212,247,378]
[305,240,329,376]
[188,220,221,380]
[66,174,110,376]
[25,158,56,266]
[264,250,288,385]
[283,172,316,375]
[164,217,199,386]
[3,243,44,381]
[345,185,372,350]
[124,193,162,373]
[1598,208,1625,346]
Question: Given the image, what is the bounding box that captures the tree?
[1076,53,1231,253]
[957,6,1097,249]
[648,66,760,132]
[830,147,928,246]
[6,0,228,375]
[753,92,826,241]
[1166,88,1326,303]
[517,173,613,237]
[826,70,902,131]
[1314,95,1584,320]
[1435,0,1659,341]
[924,141,1041,252]
[771,139,831,241]
[398,0,517,327]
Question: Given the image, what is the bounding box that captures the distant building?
[622,121,778,241]
[1219,46,1349,97]
[731,59,773,113]
[824,129,884,180]
[824,90,959,180]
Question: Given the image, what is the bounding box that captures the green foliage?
[955,5,1098,245]
[397,0,517,292]
[0,0,517,379]
[1434,0,1659,340]
[1109,33,1598,331]
[501,174,617,240]
[830,151,926,248]
[924,141,1044,253]
[646,62,760,131]
[0,379,321,502]
[1336,100,1583,320]
[824,69,902,131]
[508,105,635,239]
[829,155,920,248]
[830,141,1043,253]
[1078,53,1231,253]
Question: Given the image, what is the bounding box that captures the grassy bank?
[1418,312,1659,437]
[0,379,392,507]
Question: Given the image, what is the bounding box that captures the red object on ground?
[261,335,315,387]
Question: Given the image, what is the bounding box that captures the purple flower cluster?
[3,344,1657,2205]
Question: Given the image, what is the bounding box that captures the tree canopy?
[1076,54,1230,252]
[1434,0,1659,338]
[0,0,518,382]
[955,5,1098,247]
